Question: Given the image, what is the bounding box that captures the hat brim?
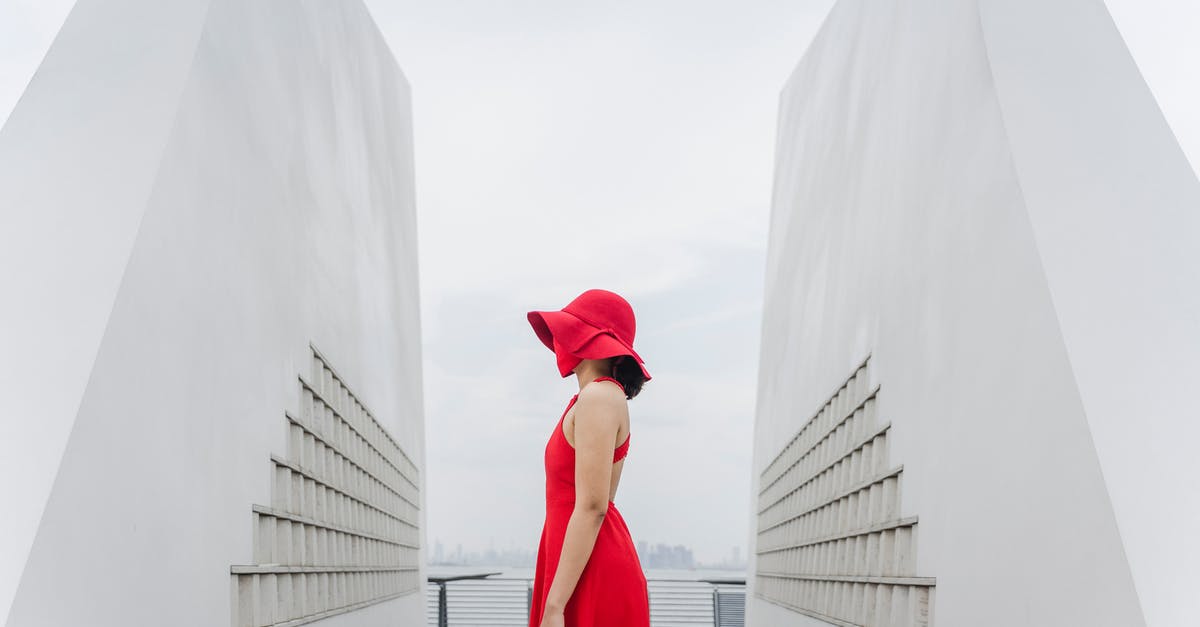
[527,310,559,352]
[527,309,652,381]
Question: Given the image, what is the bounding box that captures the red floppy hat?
[527,289,652,381]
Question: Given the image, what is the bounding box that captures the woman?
[526,288,652,627]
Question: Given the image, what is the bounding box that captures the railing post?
[438,581,448,627]
[527,580,533,623]
[429,572,502,627]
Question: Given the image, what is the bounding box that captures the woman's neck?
[574,361,611,391]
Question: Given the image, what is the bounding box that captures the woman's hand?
[539,606,565,627]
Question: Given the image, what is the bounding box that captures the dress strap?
[590,375,624,392]
[613,433,630,463]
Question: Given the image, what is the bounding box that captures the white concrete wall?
[749,0,1199,625]
[0,1,426,625]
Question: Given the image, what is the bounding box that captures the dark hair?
[608,355,646,400]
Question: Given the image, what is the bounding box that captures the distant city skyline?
[431,538,747,572]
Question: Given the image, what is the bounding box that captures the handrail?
[428,571,501,627]
[427,573,746,626]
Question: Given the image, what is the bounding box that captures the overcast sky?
[2,0,1197,565]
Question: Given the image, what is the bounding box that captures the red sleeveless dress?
[529,376,650,627]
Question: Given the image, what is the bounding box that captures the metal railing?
[426,574,745,627]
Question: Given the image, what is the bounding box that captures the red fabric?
[527,289,652,381]
[530,377,650,627]
[551,335,584,380]
[613,432,630,464]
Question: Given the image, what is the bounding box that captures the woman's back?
[531,375,649,627]
[558,377,630,501]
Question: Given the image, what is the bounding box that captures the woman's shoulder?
[577,378,627,405]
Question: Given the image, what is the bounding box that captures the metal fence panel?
[713,586,746,627]
[647,580,715,626]
[427,577,744,627]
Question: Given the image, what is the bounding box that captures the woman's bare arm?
[541,383,627,619]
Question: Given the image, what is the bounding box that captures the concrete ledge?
[756,573,936,587]
[269,453,419,530]
[297,375,418,492]
[285,409,418,510]
[758,465,904,534]
[759,420,892,515]
[760,383,881,495]
[230,565,419,574]
[251,503,419,549]
[758,516,919,554]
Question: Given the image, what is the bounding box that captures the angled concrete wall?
[0,1,426,625]
[749,0,1199,625]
